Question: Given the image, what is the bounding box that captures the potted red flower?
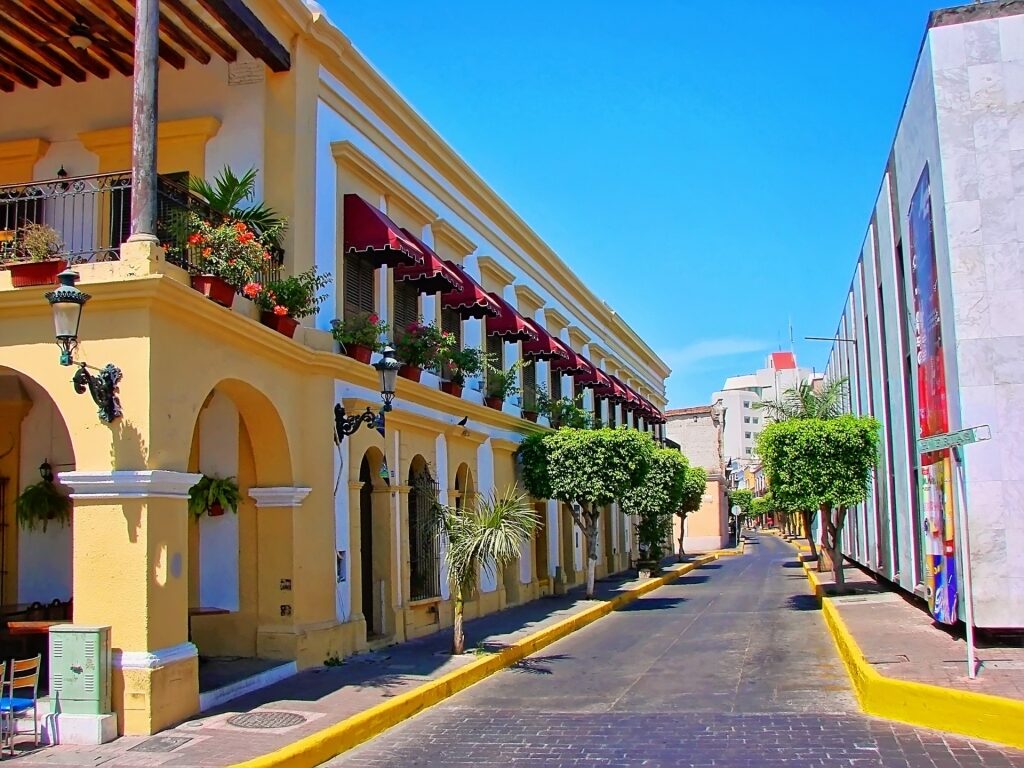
[0,223,67,287]
[331,312,389,364]
[179,215,278,308]
[254,267,332,338]
[394,320,454,382]
[439,346,489,398]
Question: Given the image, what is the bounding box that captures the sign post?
[917,424,990,679]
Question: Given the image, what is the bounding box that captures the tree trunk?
[452,585,465,654]
[585,515,599,599]
[830,506,847,588]
[677,513,686,561]
[800,509,818,559]
[817,504,833,572]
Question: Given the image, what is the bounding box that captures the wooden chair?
[1,655,41,754]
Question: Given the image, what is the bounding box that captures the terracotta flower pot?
[208,502,225,517]
[343,343,373,364]
[522,410,539,423]
[7,259,68,288]
[440,381,463,398]
[398,364,422,382]
[260,311,299,338]
[484,396,503,410]
[191,274,235,308]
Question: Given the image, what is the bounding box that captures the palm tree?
[188,166,285,244]
[754,377,848,422]
[424,486,539,654]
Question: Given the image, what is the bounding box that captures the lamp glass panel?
[53,301,83,340]
[381,367,398,396]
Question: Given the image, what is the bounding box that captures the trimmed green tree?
[757,415,879,586]
[621,448,688,565]
[675,465,707,559]
[518,427,655,598]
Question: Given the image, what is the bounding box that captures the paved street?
[328,535,1024,767]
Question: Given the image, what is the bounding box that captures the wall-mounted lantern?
[335,346,401,444]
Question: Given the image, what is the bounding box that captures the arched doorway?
[0,368,75,639]
[407,457,440,602]
[356,447,391,640]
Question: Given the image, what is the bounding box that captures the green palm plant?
[423,486,539,654]
[188,166,286,245]
[754,377,849,422]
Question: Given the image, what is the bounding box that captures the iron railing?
[409,469,442,601]
[0,171,283,289]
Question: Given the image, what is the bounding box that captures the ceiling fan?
[36,16,131,53]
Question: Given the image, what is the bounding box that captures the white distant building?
[712,352,815,467]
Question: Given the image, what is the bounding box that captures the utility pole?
[130,0,160,242]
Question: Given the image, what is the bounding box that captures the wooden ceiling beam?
[155,9,212,66]
[162,0,237,63]
[38,1,134,77]
[0,38,61,87]
[0,2,90,82]
[0,72,15,93]
[21,0,111,80]
[194,0,290,72]
[89,0,187,69]
[0,58,38,89]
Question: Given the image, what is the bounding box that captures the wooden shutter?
[486,335,503,371]
[441,307,462,349]
[549,367,562,400]
[393,279,419,330]
[344,254,376,319]
[522,358,536,402]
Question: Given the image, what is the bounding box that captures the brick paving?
[802,553,1024,700]
[328,535,1024,768]
[21,564,688,767]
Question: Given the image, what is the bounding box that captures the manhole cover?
[227,711,307,729]
[128,736,193,753]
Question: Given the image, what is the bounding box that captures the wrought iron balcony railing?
[0,171,283,289]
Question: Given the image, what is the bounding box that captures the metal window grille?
[409,469,441,601]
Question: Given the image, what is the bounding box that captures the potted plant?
[440,346,488,397]
[180,214,279,308]
[331,312,388,363]
[484,359,526,410]
[254,267,332,338]
[394,320,455,382]
[521,383,545,423]
[16,479,72,532]
[187,475,242,518]
[0,223,67,287]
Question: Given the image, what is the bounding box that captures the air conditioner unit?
[49,625,111,715]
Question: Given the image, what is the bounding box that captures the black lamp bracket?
[334,404,378,444]
[73,363,122,424]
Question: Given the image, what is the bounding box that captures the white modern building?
[712,351,815,466]
[826,1,1024,630]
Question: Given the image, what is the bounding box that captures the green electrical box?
[49,625,111,715]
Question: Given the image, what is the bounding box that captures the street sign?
[730,505,741,517]
[917,424,991,453]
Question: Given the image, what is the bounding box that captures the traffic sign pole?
[918,425,989,679]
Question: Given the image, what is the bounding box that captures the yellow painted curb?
[796,558,1024,750]
[233,552,727,768]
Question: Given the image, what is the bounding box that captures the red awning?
[343,194,423,267]
[394,229,463,294]
[598,375,628,403]
[521,319,570,362]
[549,338,588,374]
[574,356,611,390]
[485,293,538,342]
[440,261,502,318]
[623,386,641,411]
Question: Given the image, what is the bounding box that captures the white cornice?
[59,470,202,500]
[113,641,197,670]
[249,486,313,508]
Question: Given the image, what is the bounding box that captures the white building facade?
[827,1,1024,630]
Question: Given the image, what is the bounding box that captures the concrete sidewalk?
[19,559,719,768]
[807,556,1024,702]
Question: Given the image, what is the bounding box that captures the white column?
[435,433,451,600]
[477,439,497,592]
[546,499,560,577]
[333,436,351,622]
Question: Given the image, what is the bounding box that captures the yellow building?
[0,0,669,741]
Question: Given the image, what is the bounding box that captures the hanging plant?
[16,480,72,533]
[187,475,242,518]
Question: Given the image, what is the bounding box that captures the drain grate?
[128,736,193,753]
[227,711,307,729]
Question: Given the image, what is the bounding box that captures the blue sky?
[323,0,942,406]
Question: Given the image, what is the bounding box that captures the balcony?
[0,171,282,289]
